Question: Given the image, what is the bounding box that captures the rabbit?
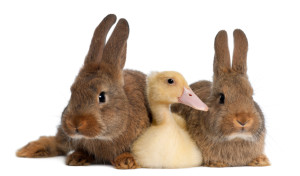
[16,14,151,169]
[171,29,270,167]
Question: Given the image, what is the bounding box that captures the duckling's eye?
[99,92,106,103]
[167,79,174,84]
[219,93,225,104]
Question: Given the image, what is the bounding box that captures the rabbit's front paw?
[112,152,140,169]
[66,150,95,166]
[247,155,270,166]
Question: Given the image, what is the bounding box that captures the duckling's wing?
[172,113,187,130]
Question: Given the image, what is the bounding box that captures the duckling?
[132,71,208,168]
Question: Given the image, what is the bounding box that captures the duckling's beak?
[178,87,209,111]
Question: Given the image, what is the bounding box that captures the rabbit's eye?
[219,93,225,104]
[99,92,106,103]
[167,79,174,84]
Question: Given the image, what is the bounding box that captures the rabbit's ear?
[101,18,129,72]
[84,14,117,65]
[119,42,127,69]
[213,30,231,76]
[232,29,248,74]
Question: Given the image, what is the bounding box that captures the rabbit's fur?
[172,30,270,167]
[16,14,151,168]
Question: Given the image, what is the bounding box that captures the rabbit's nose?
[74,122,84,134]
[236,120,248,127]
[234,112,254,128]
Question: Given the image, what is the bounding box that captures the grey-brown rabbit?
[172,29,270,167]
[16,14,151,169]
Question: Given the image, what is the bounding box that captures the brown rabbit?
[16,14,151,169]
[172,29,270,167]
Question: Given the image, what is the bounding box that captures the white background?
[1,0,299,175]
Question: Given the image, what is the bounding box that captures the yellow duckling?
[132,71,208,168]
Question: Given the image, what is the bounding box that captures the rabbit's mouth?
[225,132,255,141]
[69,133,113,141]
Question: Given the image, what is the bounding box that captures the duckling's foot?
[247,154,270,166]
[66,150,95,166]
[112,152,140,169]
[204,161,229,167]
